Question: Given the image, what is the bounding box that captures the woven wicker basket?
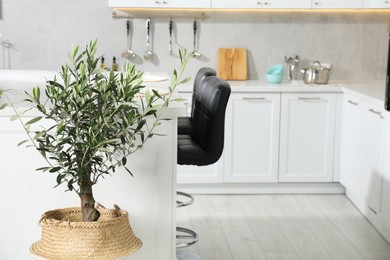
[30,206,142,260]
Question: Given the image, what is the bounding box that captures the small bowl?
[266,73,284,84]
[267,64,284,84]
[267,64,283,75]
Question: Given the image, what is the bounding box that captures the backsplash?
[0,0,389,81]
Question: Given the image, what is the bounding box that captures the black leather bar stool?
[178,67,216,135]
[176,75,231,248]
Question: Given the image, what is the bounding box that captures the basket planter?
[30,207,142,260]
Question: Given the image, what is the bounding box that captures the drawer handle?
[264,2,270,5]
[314,2,320,5]
[257,2,262,5]
[348,100,359,106]
[386,0,389,4]
[369,108,384,119]
[298,97,321,100]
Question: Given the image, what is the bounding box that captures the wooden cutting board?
[218,48,247,80]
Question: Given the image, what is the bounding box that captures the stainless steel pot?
[301,61,331,85]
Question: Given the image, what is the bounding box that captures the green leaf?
[32,87,40,101]
[17,140,29,147]
[124,166,133,177]
[0,103,7,110]
[25,116,42,125]
[50,167,62,173]
[122,157,127,166]
[57,123,66,134]
[10,114,19,121]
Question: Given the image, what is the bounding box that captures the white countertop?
[0,70,386,111]
[180,79,386,105]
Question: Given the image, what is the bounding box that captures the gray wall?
[0,0,389,80]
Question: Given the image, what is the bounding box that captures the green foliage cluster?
[2,40,190,195]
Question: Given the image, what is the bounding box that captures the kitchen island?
[0,70,186,260]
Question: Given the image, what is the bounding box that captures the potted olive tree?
[2,40,190,259]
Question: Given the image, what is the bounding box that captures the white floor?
[177,195,390,260]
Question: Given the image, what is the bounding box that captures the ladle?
[121,19,135,60]
[144,19,153,61]
[191,20,201,58]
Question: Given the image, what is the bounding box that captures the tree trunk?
[79,180,100,222]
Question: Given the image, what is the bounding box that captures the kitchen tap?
[285,55,300,81]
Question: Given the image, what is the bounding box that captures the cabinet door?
[366,0,390,8]
[279,93,337,182]
[109,0,210,8]
[312,0,363,8]
[263,0,312,8]
[161,0,211,8]
[380,114,390,234]
[224,93,280,183]
[365,105,385,214]
[109,0,158,8]
[339,97,367,195]
[212,0,262,9]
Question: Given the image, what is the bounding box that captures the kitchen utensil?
[266,64,284,84]
[169,20,173,54]
[285,55,300,80]
[191,20,201,58]
[121,20,135,60]
[301,61,331,85]
[144,19,153,61]
[218,48,247,80]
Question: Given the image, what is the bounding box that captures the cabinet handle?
[298,97,321,100]
[155,0,161,4]
[264,2,269,5]
[348,100,359,106]
[257,2,262,5]
[243,97,268,101]
[162,1,168,4]
[314,2,320,5]
[386,0,389,4]
[369,108,384,119]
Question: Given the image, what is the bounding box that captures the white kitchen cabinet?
[262,0,312,8]
[177,92,223,184]
[365,105,385,214]
[312,0,363,8]
[279,93,337,182]
[365,0,390,8]
[339,97,367,197]
[109,0,211,8]
[211,0,262,9]
[340,94,385,214]
[224,93,280,183]
[212,0,311,8]
[380,114,390,236]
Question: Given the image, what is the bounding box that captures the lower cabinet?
[279,93,337,182]
[177,90,340,184]
[340,94,384,214]
[224,93,280,183]
[380,115,390,237]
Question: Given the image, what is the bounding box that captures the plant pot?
[30,206,142,260]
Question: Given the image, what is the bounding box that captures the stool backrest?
[191,76,231,165]
[191,67,216,118]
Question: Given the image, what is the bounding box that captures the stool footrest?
[176,227,199,248]
[177,191,194,208]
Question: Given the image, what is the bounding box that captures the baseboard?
[177,182,346,195]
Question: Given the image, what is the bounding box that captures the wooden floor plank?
[177,194,390,260]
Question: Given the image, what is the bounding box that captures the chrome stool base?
[177,191,194,208]
[176,227,199,248]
